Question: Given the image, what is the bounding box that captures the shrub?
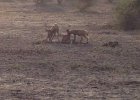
[108,0,113,3]
[57,0,63,5]
[34,0,46,6]
[77,0,96,12]
[34,0,63,6]
[115,0,140,30]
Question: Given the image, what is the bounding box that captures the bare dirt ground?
[0,1,140,100]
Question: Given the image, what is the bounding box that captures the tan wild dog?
[66,29,89,43]
[45,29,54,42]
[45,23,60,42]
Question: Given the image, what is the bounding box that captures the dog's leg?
[80,36,83,43]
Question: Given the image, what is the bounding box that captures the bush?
[77,0,96,12]
[34,0,46,5]
[108,0,113,3]
[57,0,63,5]
[34,0,63,6]
[116,0,140,30]
[0,0,13,2]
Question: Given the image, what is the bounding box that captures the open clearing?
[0,1,139,100]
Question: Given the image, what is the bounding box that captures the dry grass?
[0,1,139,100]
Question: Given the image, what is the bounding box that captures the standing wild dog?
[46,29,54,42]
[45,23,60,42]
[66,29,89,43]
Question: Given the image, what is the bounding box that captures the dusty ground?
[0,0,140,100]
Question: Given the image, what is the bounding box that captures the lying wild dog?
[66,29,89,43]
[45,23,60,42]
[103,41,119,48]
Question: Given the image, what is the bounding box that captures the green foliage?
[116,0,140,30]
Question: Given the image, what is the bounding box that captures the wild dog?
[66,29,89,43]
[46,29,54,42]
[103,41,119,48]
[45,23,60,42]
